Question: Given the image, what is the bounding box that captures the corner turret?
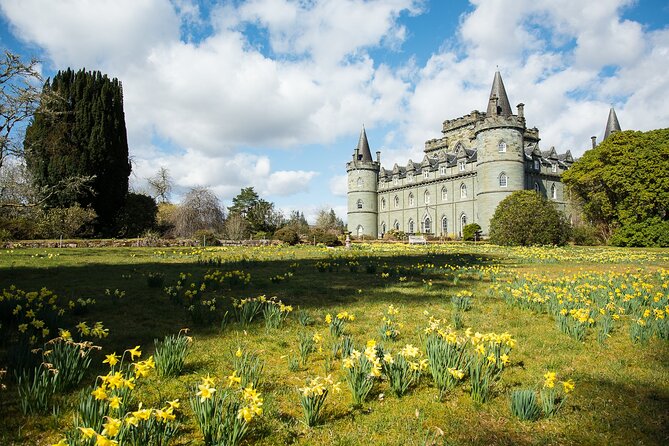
[346,126,380,239]
[603,107,621,140]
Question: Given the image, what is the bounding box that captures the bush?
[383,229,407,241]
[274,226,300,245]
[570,224,602,246]
[35,205,97,239]
[310,228,341,246]
[115,193,157,237]
[193,229,221,246]
[462,223,482,241]
[489,191,570,246]
[609,217,669,247]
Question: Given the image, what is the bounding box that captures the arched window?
[408,193,414,206]
[357,225,364,237]
[408,219,415,233]
[460,183,467,199]
[357,177,363,188]
[498,141,507,153]
[356,199,363,209]
[394,195,399,208]
[499,172,508,187]
[381,198,386,210]
[393,176,398,186]
[381,222,386,235]
[393,220,400,231]
[423,170,429,179]
[551,184,557,199]
[460,213,467,236]
[424,190,430,204]
[423,216,432,234]
[534,182,540,193]
[441,187,448,201]
[441,216,448,235]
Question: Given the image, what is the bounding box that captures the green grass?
[0,243,668,445]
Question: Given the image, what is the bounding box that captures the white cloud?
[329,174,348,197]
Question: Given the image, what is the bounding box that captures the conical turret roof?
[356,126,373,162]
[486,71,513,117]
[604,107,621,140]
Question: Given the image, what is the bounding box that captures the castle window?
[393,176,398,185]
[440,165,447,176]
[381,198,386,210]
[460,213,467,237]
[422,216,432,234]
[356,199,363,209]
[498,141,507,153]
[499,172,508,188]
[393,220,400,231]
[441,216,448,235]
[441,187,447,201]
[424,170,429,179]
[407,173,413,182]
[551,184,557,199]
[534,182,540,193]
[408,219,415,233]
[357,225,364,237]
[357,177,363,188]
[460,183,467,199]
[381,222,386,235]
[394,195,399,208]
[534,159,540,171]
[459,161,466,172]
[408,193,415,206]
[424,190,430,204]
[551,163,557,173]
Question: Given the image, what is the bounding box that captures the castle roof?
[355,125,373,162]
[486,71,513,117]
[604,107,621,140]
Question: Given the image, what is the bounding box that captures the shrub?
[609,217,669,247]
[310,228,341,246]
[35,205,97,239]
[115,192,157,237]
[462,223,482,241]
[383,229,407,241]
[489,191,570,246]
[570,224,603,246]
[274,226,300,245]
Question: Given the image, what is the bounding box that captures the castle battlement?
[441,110,484,133]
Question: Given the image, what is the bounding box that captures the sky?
[1,0,668,223]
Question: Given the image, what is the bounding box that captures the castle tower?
[346,126,380,239]
[603,107,621,140]
[475,71,526,235]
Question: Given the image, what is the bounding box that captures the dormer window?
[424,171,429,179]
[498,141,507,153]
[459,161,466,172]
[439,165,447,176]
[407,173,413,183]
[551,163,557,173]
[534,159,540,171]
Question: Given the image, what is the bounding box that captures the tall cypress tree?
[24,68,131,234]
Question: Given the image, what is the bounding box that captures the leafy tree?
[174,187,225,237]
[489,190,570,246]
[114,193,157,238]
[462,223,482,241]
[35,205,96,239]
[147,167,172,204]
[229,187,260,217]
[315,208,345,233]
[229,187,284,235]
[24,68,131,234]
[274,226,300,245]
[562,129,669,247]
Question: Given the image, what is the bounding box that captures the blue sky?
[1,0,668,223]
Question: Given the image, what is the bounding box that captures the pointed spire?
[604,107,621,140]
[355,125,373,162]
[486,71,513,117]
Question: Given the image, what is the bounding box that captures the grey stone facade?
[346,71,580,239]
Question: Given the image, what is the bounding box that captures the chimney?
[591,136,596,149]
[376,151,381,163]
[488,95,499,115]
[517,103,524,119]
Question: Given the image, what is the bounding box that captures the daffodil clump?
[343,340,381,407]
[190,374,263,446]
[540,371,575,417]
[231,346,264,388]
[423,316,469,397]
[298,374,342,427]
[379,304,401,341]
[381,344,428,397]
[468,331,515,403]
[203,269,251,289]
[326,310,355,338]
[154,329,192,378]
[262,296,294,329]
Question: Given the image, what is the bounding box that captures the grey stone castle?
[346,71,621,239]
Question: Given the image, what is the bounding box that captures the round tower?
[475,71,526,235]
[346,126,380,239]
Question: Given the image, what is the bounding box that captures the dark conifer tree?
[24,68,131,234]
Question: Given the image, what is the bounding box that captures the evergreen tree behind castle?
[24,68,131,235]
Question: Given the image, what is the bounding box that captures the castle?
[346,71,621,239]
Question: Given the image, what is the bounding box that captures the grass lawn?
[0,243,668,445]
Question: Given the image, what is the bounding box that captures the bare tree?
[174,187,225,237]
[147,166,172,204]
[224,213,248,240]
[0,51,42,171]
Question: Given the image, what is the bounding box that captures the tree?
[462,223,482,241]
[114,193,157,238]
[147,167,172,204]
[174,187,225,237]
[229,187,260,217]
[562,129,669,247]
[489,190,570,246]
[229,187,284,235]
[224,213,248,240]
[0,51,42,171]
[285,210,309,235]
[315,208,345,233]
[24,68,131,234]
